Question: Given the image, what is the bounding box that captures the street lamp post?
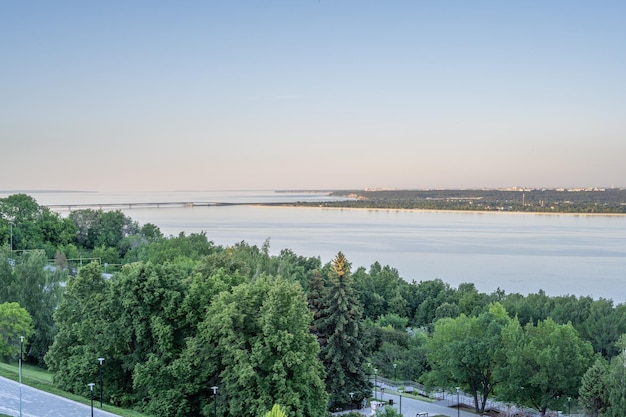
[567,396,571,415]
[393,363,397,387]
[398,388,403,416]
[211,386,218,417]
[456,387,460,417]
[19,336,24,417]
[98,357,105,408]
[349,392,354,411]
[374,368,378,401]
[88,383,95,417]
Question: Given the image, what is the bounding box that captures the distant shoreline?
[256,203,626,217]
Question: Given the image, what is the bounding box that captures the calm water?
[6,190,626,302]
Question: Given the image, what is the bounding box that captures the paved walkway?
[335,391,482,417]
[0,376,120,417]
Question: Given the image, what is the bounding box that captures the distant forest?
[276,188,626,213]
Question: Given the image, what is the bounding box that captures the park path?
[334,389,482,417]
[0,376,120,417]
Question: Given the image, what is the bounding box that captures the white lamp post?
[374,368,378,401]
[211,386,218,417]
[393,363,397,386]
[98,357,105,407]
[19,336,24,417]
[88,383,95,417]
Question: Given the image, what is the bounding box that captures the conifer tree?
[605,336,626,417]
[307,269,329,349]
[320,252,370,409]
[579,358,609,417]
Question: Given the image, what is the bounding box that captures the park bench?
[416,413,428,417]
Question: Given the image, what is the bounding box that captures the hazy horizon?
[2,1,625,192]
[1,185,621,196]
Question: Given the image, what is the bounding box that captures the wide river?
[6,190,626,303]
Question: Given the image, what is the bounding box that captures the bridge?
[45,201,232,211]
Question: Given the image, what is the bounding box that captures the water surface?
[5,191,626,302]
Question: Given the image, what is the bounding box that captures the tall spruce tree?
[308,269,329,350]
[321,252,370,409]
[579,358,610,417]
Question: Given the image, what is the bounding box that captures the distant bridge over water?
[45,201,236,211]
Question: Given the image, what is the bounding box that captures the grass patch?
[383,388,436,403]
[0,362,150,417]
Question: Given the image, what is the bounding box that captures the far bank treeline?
[278,188,626,213]
[2,193,626,417]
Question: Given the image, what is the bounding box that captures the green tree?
[127,231,216,266]
[0,302,34,360]
[579,357,610,417]
[501,290,554,326]
[424,303,510,414]
[68,209,139,256]
[308,269,329,350]
[604,335,626,417]
[498,317,594,416]
[376,313,408,331]
[408,279,455,329]
[264,404,288,417]
[44,262,109,395]
[368,322,429,384]
[105,261,191,407]
[168,276,327,417]
[352,262,405,321]
[580,299,626,357]
[0,246,13,301]
[0,194,76,254]
[6,249,66,364]
[321,252,371,409]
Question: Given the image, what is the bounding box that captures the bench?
[416,413,428,417]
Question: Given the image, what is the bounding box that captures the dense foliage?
[2,193,626,416]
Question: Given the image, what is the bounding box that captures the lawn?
[0,362,150,417]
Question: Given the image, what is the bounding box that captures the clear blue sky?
[2,1,625,192]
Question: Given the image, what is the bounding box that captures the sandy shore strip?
[253,203,626,216]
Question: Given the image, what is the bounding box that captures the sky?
[2,1,625,192]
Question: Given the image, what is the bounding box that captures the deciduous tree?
[0,302,33,360]
[167,276,327,417]
[498,317,594,416]
[425,303,510,414]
